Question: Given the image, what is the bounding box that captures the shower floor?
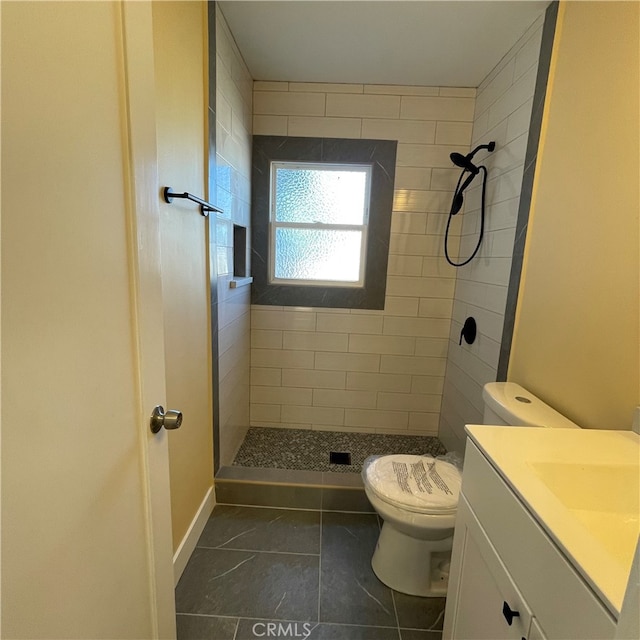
[232,427,447,474]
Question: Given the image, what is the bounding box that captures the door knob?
[150,405,183,434]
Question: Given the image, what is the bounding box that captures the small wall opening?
[233,224,247,278]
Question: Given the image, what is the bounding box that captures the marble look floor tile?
[176,614,238,640]
[198,505,321,555]
[306,622,401,639]
[400,629,443,640]
[235,619,317,640]
[320,512,396,627]
[176,547,319,621]
[393,594,446,631]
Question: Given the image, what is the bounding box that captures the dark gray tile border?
[251,136,397,310]
[217,465,326,486]
[176,547,319,621]
[176,613,237,640]
[207,1,221,474]
[215,480,323,510]
[198,505,321,554]
[497,0,559,381]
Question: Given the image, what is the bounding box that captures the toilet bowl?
[364,382,581,597]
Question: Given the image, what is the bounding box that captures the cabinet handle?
[502,601,520,626]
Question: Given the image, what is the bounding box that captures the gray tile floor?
[176,505,445,640]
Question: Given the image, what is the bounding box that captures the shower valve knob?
[150,405,183,434]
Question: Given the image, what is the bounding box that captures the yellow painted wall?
[152,1,214,551]
[509,1,639,429]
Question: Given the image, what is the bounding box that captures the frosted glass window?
[275,167,368,225]
[275,228,362,281]
[270,162,371,287]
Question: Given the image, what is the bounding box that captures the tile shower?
[215,5,547,475]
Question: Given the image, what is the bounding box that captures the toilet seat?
[364,454,462,515]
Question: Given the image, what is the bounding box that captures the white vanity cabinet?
[443,440,617,640]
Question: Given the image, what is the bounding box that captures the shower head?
[450,141,496,174]
[450,152,479,174]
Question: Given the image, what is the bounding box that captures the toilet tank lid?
[482,382,581,429]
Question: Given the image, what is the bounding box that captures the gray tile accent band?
[207,1,221,474]
[497,1,559,381]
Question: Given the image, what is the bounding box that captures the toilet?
[363,381,580,597]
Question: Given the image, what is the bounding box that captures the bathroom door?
[2,2,175,637]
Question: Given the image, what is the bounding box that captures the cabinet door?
[444,496,533,640]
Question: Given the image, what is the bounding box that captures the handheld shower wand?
[444,141,496,267]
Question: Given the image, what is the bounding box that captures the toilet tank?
[482,382,580,429]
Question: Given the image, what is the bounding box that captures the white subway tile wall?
[438,16,544,453]
[216,7,253,465]
[251,83,475,436]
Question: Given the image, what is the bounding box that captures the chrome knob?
[150,405,183,434]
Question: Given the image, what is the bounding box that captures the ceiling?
[218,1,550,88]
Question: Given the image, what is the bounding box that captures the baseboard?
[172,485,215,586]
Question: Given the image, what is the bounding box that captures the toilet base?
[371,520,453,597]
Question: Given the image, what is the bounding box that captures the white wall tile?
[400,96,475,121]
[363,84,439,96]
[254,91,325,116]
[349,334,415,355]
[313,389,377,409]
[252,348,315,369]
[252,309,317,331]
[415,338,449,357]
[396,144,460,168]
[346,372,412,393]
[435,122,474,145]
[383,316,451,338]
[281,368,346,389]
[345,408,409,429]
[251,367,282,387]
[254,80,289,92]
[316,313,383,335]
[361,119,436,143]
[377,392,441,412]
[380,355,447,376]
[383,296,420,317]
[326,93,400,119]
[252,386,313,406]
[411,376,445,395]
[394,167,432,190]
[251,403,282,423]
[439,87,476,98]
[251,329,283,349]
[289,82,363,94]
[314,352,381,372]
[281,405,345,426]
[283,330,348,352]
[288,116,361,138]
[253,114,287,135]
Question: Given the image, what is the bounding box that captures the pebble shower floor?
[232,427,447,473]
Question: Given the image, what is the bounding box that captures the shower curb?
[214,465,374,513]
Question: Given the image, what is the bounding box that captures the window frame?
[269,161,373,288]
[251,135,397,310]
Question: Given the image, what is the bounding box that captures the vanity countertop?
[464,425,640,617]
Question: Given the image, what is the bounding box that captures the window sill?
[229,276,253,289]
